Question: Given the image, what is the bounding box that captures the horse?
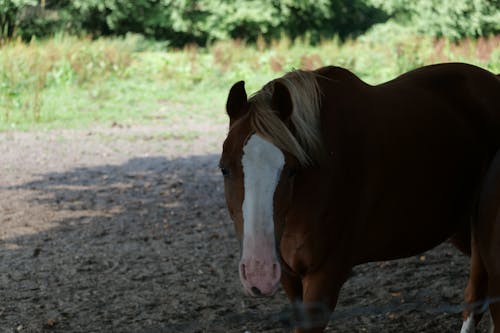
[219,63,500,333]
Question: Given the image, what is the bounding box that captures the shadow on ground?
[0,154,262,332]
[0,154,479,333]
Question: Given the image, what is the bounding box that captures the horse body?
[309,65,498,264]
[221,63,500,332]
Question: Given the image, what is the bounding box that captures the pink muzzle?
[239,256,281,297]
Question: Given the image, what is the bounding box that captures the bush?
[369,0,500,40]
[5,0,386,46]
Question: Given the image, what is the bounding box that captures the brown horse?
[220,63,500,333]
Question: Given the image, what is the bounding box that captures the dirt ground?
[0,122,492,333]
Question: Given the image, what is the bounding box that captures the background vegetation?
[0,0,499,131]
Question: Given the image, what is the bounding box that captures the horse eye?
[220,166,229,177]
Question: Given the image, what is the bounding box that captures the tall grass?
[0,35,135,128]
[0,33,499,131]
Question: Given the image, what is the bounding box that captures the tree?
[0,0,36,41]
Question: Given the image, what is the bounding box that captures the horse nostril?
[272,263,278,278]
[251,286,262,296]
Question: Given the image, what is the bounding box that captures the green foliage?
[0,0,35,40]
[2,0,386,45]
[1,0,499,44]
[369,0,500,40]
[63,0,386,45]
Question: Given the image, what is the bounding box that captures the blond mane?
[246,70,324,166]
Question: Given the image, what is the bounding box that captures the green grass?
[1,32,499,132]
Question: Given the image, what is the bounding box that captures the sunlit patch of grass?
[0,33,499,133]
[0,35,138,130]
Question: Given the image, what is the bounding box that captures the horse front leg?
[281,269,303,303]
[292,266,350,333]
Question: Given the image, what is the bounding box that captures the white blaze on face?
[242,134,284,249]
[239,134,284,295]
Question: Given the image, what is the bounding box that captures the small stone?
[44,319,57,328]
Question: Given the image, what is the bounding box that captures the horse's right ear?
[226,81,248,120]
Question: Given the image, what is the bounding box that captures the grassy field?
[0,32,499,132]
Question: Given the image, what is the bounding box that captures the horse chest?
[280,229,330,275]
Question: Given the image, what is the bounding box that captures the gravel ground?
[0,123,491,333]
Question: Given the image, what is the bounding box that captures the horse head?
[220,74,322,297]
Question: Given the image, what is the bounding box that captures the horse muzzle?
[239,257,281,297]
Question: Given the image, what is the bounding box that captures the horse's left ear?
[272,81,293,121]
[226,81,248,120]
